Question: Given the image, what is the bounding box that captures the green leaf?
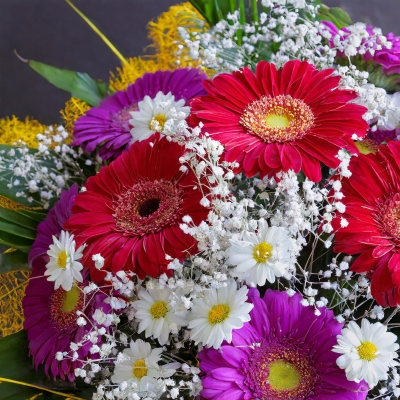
[0,219,36,240]
[0,231,34,251]
[0,249,29,273]
[0,331,86,399]
[0,207,40,230]
[29,60,107,106]
[189,0,233,25]
[329,7,352,26]
[318,4,352,28]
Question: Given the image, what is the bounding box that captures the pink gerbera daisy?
[65,133,209,282]
[190,60,369,182]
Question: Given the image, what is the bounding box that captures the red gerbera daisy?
[333,142,400,307]
[190,60,368,182]
[64,133,209,282]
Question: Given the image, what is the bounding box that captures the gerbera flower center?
[50,285,84,332]
[253,242,273,263]
[357,341,378,361]
[248,341,318,400]
[268,360,301,391]
[138,198,161,217]
[113,179,181,235]
[240,95,315,143]
[376,194,400,241]
[111,104,138,131]
[150,114,167,132]
[208,304,230,324]
[132,359,148,379]
[150,301,168,319]
[355,138,379,155]
[57,250,68,268]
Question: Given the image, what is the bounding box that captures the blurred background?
[1,0,399,124]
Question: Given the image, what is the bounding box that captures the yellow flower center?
[132,359,148,379]
[150,301,168,319]
[355,139,378,155]
[208,304,230,325]
[240,95,314,143]
[265,111,291,128]
[253,242,273,263]
[61,286,81,313]
[57,250,68,269]
[268,360,301,392]
[150,114,167,132]
[357,341,378,361]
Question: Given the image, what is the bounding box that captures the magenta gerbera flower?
[198,289,368,400]
[72,68,207,160]
[23,185,111,381]
[28,183,79,264]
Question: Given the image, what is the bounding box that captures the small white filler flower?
[132,287,188,345]
[129,91,190,142]
[111,339,178,386]
[45,230,84,291]
[333,319,399,388]
[226,220,293,287]
[188,279,253,349]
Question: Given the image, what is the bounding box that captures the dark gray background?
[1,0,399,124]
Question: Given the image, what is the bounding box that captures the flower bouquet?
[1,0,400,399]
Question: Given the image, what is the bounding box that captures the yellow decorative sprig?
[0,270,30,338]
[65,0,128,66]
[60,97,91,135]
[109,2,210,91]
[0,116,47,149]
[147,2,208,70]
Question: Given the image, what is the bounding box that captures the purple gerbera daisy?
[72,68,207,160]
[198,289,368,400]
[23,185,111,381]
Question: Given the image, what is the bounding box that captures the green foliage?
[0,331,93,399]
[0,249,30,273]
[317,4,352,28]
[189,0,232,25]
[0,206,44,260]
[29,60,107,106]
[189,0,352,29]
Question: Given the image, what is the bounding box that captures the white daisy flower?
[226,220,294,287]
[132,287,188,345]
[45,230,84,291]
[333,319,399,388]
[111,339,178,386]
[129,91,190,142]
[188,279,253,349]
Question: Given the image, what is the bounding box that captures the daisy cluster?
[3,1,400,400]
